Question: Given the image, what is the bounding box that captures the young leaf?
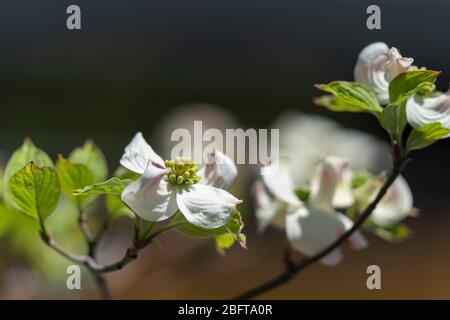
[105,194,134,219]
[368,221,411,243]
[313,95,370,113]
[215,233,238,255]
[56,156,95,205]
[0,202,15,237]
[0,167,4,200]
[103,167,139,219]
[378,102,407,142]
[315,81,382,114]
[72,177,132,196]
[3,139,53,203]
[8,162,61,221]
[69,140,108,183]
[406,122,450,152]
[389,70,440,104]
[171,209,246,248]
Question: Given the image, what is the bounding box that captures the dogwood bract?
[354,42,414,104]
[406,89,450,134]
[120,132,241,229]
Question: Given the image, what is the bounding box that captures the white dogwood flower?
[355,175,414,227]
[354,42,413,104]
[255,156,367,266]
[272,112,390,186]
[406,89,450,134]
[372,176,414,227]
[120,132,241,228]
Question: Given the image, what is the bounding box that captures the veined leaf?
[105,194,134,219]
[171,209,246,249]
[3,139,53,204]
[406,122,450,152]
[315,81,382,114]
[69,140,108,183]
[56,156,95,206]
[72,177,132,196]
[378,101,407,142]
[389,70,440,104]
[8,162,61,221]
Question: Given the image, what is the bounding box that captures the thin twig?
[233,156,408,300]
[76,205,112,300]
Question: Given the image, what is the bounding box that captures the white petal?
[332,167,355,208]
[336,214,368,250]
[198,149,237,190]
[120,132,165,174]
[121,163,178,221]
[310,156,348,211]
[354,42,390,104]
[261,160,302,207]
[372,176,414,226]
[176,184,242,229]
[252,180,288,232]
[384,47,414,82]
[285,206,367,266]
[406,91,450,132]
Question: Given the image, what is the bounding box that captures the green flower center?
[164,157,201,186]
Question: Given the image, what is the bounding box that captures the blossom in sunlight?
[354,42,414,104]
[406,89,450,134]
[120,133,241,228]
[272,112,390,186]
[254,156,368,266]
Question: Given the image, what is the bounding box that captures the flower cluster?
[355,42,450,132]
[254,155,413,265]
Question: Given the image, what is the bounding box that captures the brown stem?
[232,157,408,300]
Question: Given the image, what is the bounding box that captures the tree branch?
[233,156,408,300]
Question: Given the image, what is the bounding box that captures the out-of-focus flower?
[255,156,368,266]
[354,42,413,104]
[272,112,390,186]
[354,175,414,227]
[155,103,239,160]
[120,133,241,229]
[406,89,450,133]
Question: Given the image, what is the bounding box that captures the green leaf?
[315,81,382,114]
[378,101,407,142]
[313,95,371,113]
[69,140,108,183]
[56,156,95,206]
[171,209,246,245]
[0,167,4,200]
[406,122,450,152]
[8,162,61,221]
[294,186,310,202]
[72,177,132,196]
[388,70,440,104]
[3,139,53,204]
[215,233,246,255]
[105,194,134,219]
[103,167,139,219]
[351,171,373,189]
[369,222,411,243]
[0,202,15,236]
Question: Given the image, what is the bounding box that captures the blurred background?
[1,0,450,299]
